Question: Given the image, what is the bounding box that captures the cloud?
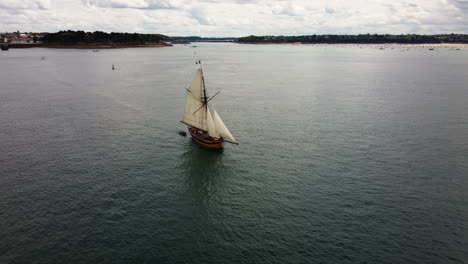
[324,7,336,14]
[271,2,307,16]
[1,0,468,36]
[0,0,51,10]
[190,7,216,25]
[449,0,468,9]
[83,0,177,9]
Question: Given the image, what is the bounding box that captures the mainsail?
[183,69,209,130]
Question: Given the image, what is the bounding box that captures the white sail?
[183,69,208,130]
[206,106,219,138]
[213,109,236,142]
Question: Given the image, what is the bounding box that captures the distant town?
[1,31,44,44]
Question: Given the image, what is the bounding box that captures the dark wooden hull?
[188,127,224,148]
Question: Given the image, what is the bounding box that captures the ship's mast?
[190,61,220,116]
[201,71,208,105]
[199,62,208,105]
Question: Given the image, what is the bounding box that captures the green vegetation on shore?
[5,31,468,48]
[170,36,236,42]
[41,30,170,46]
[237,34,468,44]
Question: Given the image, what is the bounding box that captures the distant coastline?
[8,42,468,49]
[237,42,468,49]
[43,43,171,49]
[6,43,171,49]
[1,30,175,49]
[3,31,468,49]
[39,30,171,49]
[237,34,468,44]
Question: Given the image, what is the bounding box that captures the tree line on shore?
[41,30,169,45]
[40,31,236,44]
[34,31,468,45]
[237,34,468,44]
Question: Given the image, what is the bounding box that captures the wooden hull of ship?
[188,127,224,149]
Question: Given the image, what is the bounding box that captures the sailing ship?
[181,66,238,148]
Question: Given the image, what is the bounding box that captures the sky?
[1,0,468,37]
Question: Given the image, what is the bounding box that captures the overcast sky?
[1,0,467,36]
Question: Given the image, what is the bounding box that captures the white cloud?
[448,0,468,10]
[1,0,468,36]
[82,0,177,9]
[0,0,51,10]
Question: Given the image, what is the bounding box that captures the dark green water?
[1,44,467,263]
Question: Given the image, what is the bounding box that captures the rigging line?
[192,91,221,115]
[207,91,220,102]
[192,103,207,116]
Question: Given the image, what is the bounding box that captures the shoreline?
[6,42,468,49]
[46,43,172,49]
[6,42,172,49]
[237,42,468,48]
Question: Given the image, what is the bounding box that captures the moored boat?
[181,65,238,149]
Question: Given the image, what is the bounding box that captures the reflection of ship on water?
[175,147,226,250]
[183,147,224,177]
[180,147,225,200]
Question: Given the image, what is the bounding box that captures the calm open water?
[1,43,467,263]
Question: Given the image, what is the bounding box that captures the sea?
[1,43,467,264]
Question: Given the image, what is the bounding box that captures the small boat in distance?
[1,44,9,51]
[181,65,238,148]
